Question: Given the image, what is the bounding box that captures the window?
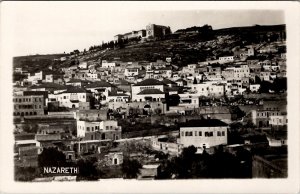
[114,158,118,165]
[205,132,209,137]
[209,132,213,136]
[217,131,221,136]
[195,131,198,136]
[222,131,225,136]
[199,131,202,136]
[181,132,184,137]
[87,127,90,132]
[185,131,189,136]
[106,126,109,130]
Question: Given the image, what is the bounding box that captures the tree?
[22,124,38,133]
[173,146,198,179]
[193,77,197,84]
[38,147,67,167]
[22,124,31,133]
[229,106,245,120]
[122,158,142,179]
[167,94,180,107]
[272,77,287,93]
[76,157,99,181]
[154,108,162,115]
[259,81,272,93]
[15,166,39,182]
[73,50,80,55]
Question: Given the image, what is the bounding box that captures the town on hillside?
[13,23,287,181]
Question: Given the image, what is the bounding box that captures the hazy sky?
[1,2,285,56]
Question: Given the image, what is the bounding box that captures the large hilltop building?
[145,24,171,38]
[114,24,171,42]
[114,30,146,42]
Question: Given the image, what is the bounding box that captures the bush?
[122,158,142,179]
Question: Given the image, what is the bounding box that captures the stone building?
[146,24,171,39]
[13,92,44,117]
[104,152,124,166]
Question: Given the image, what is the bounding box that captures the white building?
[190,82,225,97]
[15,67,23,73]
[124,67,139,77]
[269,115,288,126]
[48,87,92,108]
[45,74,53,83]
[218,56,234,64]
[102,60,116,69]
[133,89,165,102]
[146,67,172,79]
[226,65,250,79]
[132,79,166,100]
[107,91,130,103]
[177,95,199,109]
[250,84,261,92]
[77,120,100,137]
[78,61,88,69]
[260,71,271,81]
[180,119,228,149]
[77,120,121,141]
[86,72,99,80]
[27,71,43,83]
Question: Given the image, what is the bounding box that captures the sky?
[1,2,285,56]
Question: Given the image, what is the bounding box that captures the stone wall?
[150,114,232,125]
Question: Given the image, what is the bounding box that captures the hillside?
[13,54,68,67]
[13,24,286,72]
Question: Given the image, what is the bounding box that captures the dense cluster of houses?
[13,27,287,180]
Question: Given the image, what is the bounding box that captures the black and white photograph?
[0,1,299,193]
